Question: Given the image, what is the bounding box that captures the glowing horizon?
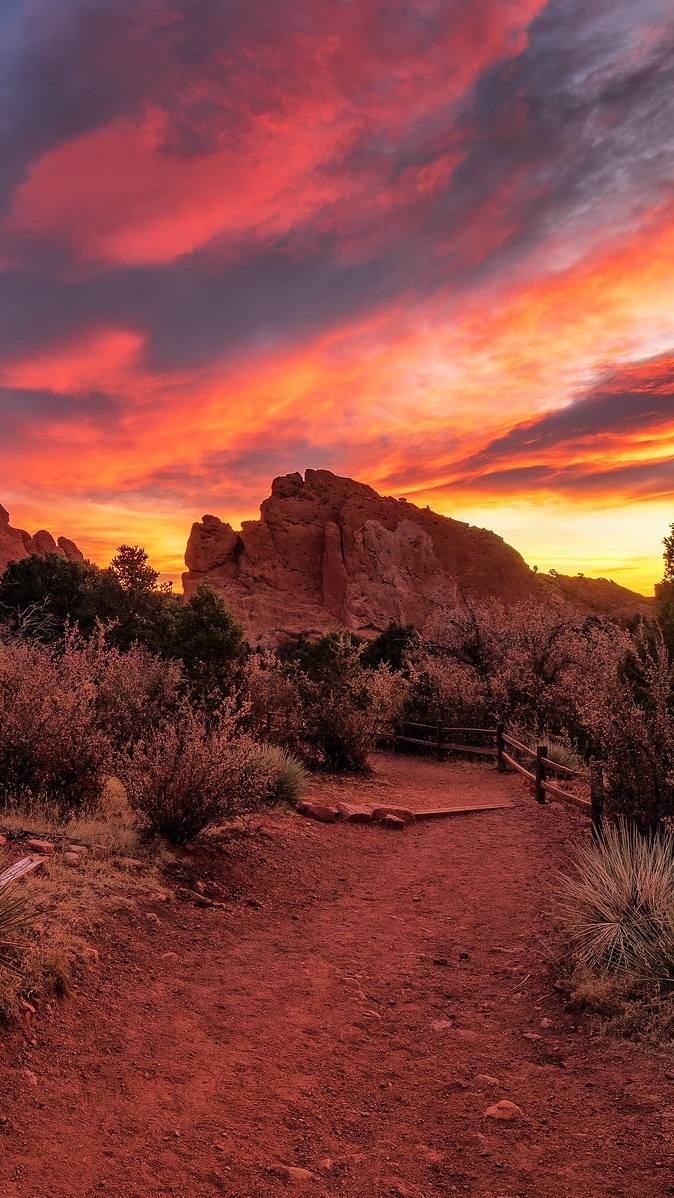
[1,1,672,597]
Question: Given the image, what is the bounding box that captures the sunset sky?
[1,0,673,592]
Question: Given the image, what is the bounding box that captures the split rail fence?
[385,719,603,836]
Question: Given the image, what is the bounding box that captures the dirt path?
[2,756,673,1197]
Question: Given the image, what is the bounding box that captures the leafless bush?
[245,637,384,771]
[242,651,305,748]
[116,706,266,843]
[580,633,674,833]
[79,631,184,749]
[0,637,111,812]
[415,596,629,742]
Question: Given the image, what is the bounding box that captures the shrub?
[291,632,375,770]
[361,622,416,671]
[82,634,184,750]
[404,651,492,726]
[246,744,307,805]
[580,633,674,833]
[243,651,305,748]
[0,637,110,812]
[170,582,248,700]
[246,634,378,771]
[116,707,263,843]
[556,821,674,976]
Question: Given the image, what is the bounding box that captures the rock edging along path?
[1,755,672,1198]
[298,798,512,824]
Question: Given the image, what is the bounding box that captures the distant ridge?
[0,504,83,577]
[182,469,652,644]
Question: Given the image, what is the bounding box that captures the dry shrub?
[580,633,674,833]
[116,706,265,843]
[566,968,674,1044]
[245,636,381,771]
[243,651,305,748]
[367,663,410,730]
[0,922,95,1022]
[0,637,110,812]
[418,596,628,740]
[0,854,95,1022]
[404,651,492,726]
[82,634,184,749]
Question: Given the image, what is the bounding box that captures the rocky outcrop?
[0,504,84,578]
[182,469,653,644]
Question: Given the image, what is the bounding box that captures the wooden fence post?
[392,720,398,754]
[590,760,604,841]
[535,745,547,804]
[436,719,443,761]
[496,723,505,773]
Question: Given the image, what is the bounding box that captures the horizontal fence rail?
[384,717,602,836]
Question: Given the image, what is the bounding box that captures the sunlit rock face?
[182,469,652,644]
[0,503,84,577]
[182,470,527,643]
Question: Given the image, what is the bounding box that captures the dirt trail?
[2,756,673,1198]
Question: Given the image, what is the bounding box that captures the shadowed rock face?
[182,469,651,644]
[0,504,84,577]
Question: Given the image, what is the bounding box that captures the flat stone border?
[297,801,512,826]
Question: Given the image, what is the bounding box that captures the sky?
[1,0,673,593]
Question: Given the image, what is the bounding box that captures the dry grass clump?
[566,968,674,1043]
[248,744,308,806]
[0,838,171,1022]
[557,822,674,973]
[555,821,674,1041]
[0,852,95,1021]
[539,739,583,772]
[0,777,140,857]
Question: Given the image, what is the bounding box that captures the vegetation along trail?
[2,757,672,1198]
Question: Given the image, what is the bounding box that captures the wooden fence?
[388,718,603,837]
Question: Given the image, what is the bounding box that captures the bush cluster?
[3,529,674,846]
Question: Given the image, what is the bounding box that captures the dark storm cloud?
[0,245,393,372]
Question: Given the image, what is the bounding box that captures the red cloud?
[6,0,544,265]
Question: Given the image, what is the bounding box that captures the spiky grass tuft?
[251,744,308,806]
[542,739,583,772]
[556,821,674,978]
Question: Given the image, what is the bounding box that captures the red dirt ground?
[2,755,674,1198]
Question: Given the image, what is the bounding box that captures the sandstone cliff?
[182,470,652,643]
[0,504,84,578]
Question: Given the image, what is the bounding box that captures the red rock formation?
[0,504,84,578]
[183,469,653,644]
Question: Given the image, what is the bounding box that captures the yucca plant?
[249,744,308,806]
[0,858,34,976]
[556,821,674,978]
[541,738,583,772]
